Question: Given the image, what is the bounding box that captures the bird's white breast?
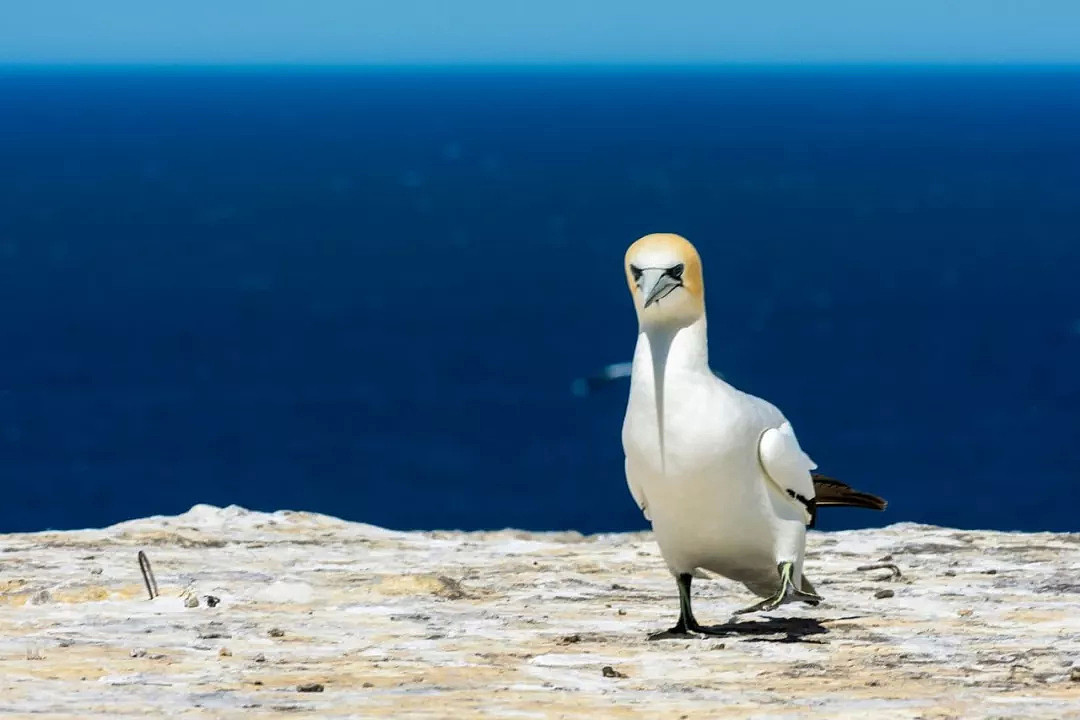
[622,335,784,580]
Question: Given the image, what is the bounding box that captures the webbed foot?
[647,627,695,641]
[647,620,731,640]
[732,562,822,615]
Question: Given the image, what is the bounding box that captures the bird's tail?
[811,473,888,511]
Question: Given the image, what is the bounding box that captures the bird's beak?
[639,268,682,308]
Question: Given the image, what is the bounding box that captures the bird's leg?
[648,574,695,639]
[648,573,728,640]
[732,562,823,615]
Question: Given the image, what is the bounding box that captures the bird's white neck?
[636,314,710,377]
[630,315,711,471]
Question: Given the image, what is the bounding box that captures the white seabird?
[620,233,886,638]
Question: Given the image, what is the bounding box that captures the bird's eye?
[629,265,643,281]
[668,263,684,280]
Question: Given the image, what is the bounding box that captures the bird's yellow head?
[624,233,705,327]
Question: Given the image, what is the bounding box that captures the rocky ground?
[1,504,1078,718]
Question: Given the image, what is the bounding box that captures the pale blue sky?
[3,0,1079,64]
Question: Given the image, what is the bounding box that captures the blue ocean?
[0,66,1077,534]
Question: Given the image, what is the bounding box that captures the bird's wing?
[758,421,817,523]
[811,473,887,511]
[624,458,651,521]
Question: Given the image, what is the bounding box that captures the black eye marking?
[629,265,643,281]
[667,263,684,280]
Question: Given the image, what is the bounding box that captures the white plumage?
[620,232,829,634]
[622,318,815,595]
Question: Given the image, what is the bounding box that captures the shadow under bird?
[619,233,886,639]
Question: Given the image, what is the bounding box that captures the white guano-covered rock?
[1,505,1079,718]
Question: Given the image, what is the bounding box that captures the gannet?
[620,233,886,638]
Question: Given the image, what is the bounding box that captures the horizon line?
[3,60,1080,71]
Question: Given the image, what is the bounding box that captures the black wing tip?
[814,495,888,513]
[850,494,888,511]
[811,473,888,512]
